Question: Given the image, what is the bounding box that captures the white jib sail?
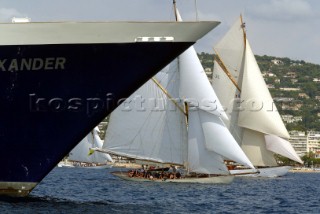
[238,40,290,139]
[187,109,230,174]
[197,109,254,169]
[92,127,114,162]
[103,62,188,165]
[265,135,303,164]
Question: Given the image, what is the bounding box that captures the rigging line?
[152,77,187,116]
[194,0,199,21]
[213,49,242,92]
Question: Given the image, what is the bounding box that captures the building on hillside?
[284,71,297,78]
[289,131,307,157]
[289,131,320,157]
[307,131,320,155]
[298,93,310,99]
[281,102,303,111]
[282,115,302,124]
[313,78,320,82]
[279,87,300,91]
[271,59,283,65]
[205,68,213,82]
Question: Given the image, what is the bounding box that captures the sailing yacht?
[211,16,303,177]
[93,6,255,184]
[59,127,114,169]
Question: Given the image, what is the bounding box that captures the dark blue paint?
[0,42,193,183]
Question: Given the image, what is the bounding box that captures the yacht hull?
[111,171,234,184]
[230,166,291,177]
[0,21,220,196]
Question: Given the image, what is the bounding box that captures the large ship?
[0,20,220,196]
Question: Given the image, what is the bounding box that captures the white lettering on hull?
[0,57,66,71]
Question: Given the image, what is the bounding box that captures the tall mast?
[194,0,199,21]
[173,0,178,21]
[172,0,189,172]
[240,14,247,48]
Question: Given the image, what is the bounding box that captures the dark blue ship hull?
[0,42,192,196]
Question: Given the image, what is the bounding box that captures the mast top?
[240,14,247,47]
[173,0,178,21]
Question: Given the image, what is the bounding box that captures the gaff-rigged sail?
[212,16,302,165]
[103,62,188,166]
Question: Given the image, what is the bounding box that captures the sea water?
[0,167,319,213]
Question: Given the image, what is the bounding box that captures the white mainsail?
[103,62,188,165]
[179,46,228,120]
[176,11,227,121]
[212,16,303,166]
[214,17,245,85]
[69,127,113,163]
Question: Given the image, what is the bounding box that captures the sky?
[0,0,319,64]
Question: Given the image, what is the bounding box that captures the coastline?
[290,167,320,173]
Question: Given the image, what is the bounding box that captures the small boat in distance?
[94,5,255,184]
[58,127,113,169]
[211,15,303,177]
[0,13,219,196]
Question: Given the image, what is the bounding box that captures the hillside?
[198,52,320,131]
